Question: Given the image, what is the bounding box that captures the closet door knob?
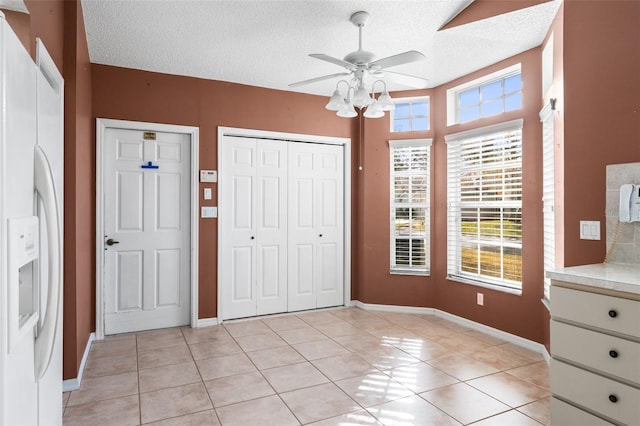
[319,234,323,237]
[250,236,255,240]
[608,310,618,318]
[608,394,618,403]
[609,350,619,358]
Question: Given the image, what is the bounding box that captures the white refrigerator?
[0,12,64,426]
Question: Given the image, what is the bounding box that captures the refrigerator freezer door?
[0,13,39,426]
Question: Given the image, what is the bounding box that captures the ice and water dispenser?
[7,216,40,352]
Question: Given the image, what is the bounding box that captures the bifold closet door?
[219,137,287,320]
[288,142,344,312]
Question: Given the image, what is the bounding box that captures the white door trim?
[95,118,199,340]
[217,126,351,322]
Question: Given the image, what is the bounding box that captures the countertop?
[547,262,640,295]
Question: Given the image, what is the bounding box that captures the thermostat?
[200,170,217,183]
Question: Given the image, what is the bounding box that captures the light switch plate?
[201,206,217,218]
[579,220,600,240]
[203,188,212,200]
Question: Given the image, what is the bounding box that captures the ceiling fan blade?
[369,50,426,70]
[380,71,430,89]
[289,72,352,88]
[309,54,357,70]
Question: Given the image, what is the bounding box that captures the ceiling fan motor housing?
[343,50,376,65]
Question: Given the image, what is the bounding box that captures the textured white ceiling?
[81,0,561,96]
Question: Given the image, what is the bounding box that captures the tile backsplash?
[605,162,640,264]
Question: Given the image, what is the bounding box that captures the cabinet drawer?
[551,320,640,384]
[552,359,640,425]
[551,397,615,426]
[551,286,640,337]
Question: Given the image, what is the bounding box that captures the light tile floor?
[62,308,550,426]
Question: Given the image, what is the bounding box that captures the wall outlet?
[477,292,484,306]
[579,220,601,240]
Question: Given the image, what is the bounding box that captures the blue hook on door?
[141,161,159,169]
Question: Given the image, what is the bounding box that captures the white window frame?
[446,119,524,293]
[446,64,522,126]
[540,102,555,301]
[389,138,432,275]
[390,96,430,133]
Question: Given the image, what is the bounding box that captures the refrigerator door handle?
[33,145,62,380]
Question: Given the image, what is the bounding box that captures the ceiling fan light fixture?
[363,102,384,118]
[352,85,374,109]
[290,11,428,120]
[377,91,395,111]
[337,101,357,118]
[325,89,345,111]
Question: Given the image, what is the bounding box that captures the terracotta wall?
[9,1,638,377]
[355,49,545,342]
[561,0,640,267]
[91,66,355,319]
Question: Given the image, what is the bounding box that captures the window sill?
[446,275,522,296]
[391,269,430,277]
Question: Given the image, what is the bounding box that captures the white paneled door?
[103,128,190,334]
[219,137,288,320]
[219,136,344,320]
[288,142,344,312]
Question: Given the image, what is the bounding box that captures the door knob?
[106,238,120,246]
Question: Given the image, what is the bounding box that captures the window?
[389,139,431,275]
[446,120,523,292]
[446,64,522,126]
[540,102,555,300]
[390,97,429,132]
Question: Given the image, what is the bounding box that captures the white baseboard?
[196,317,219,327]
[354,301,436,316]
[62,332,95,392]
[354,302,548,361]
[433,310,548,360]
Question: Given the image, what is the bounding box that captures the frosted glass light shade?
[337,102,357,118]
[325,90,345,111]
[363,102,384,118]
[352,86,374,108]
[377,92,395,111]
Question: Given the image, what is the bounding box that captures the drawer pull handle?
[608,394,618,403]
[608,310,618,318]
[609,350,619,358]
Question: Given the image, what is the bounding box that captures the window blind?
[540,103,555,300]
[389,139,431,274]
[446,120,523,290]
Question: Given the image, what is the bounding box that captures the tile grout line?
[64,308,550,425]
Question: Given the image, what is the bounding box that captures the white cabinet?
[219,136,344,320]
[550,281,640,426]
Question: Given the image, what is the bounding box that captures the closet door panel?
[315,145,344,308]
[256,141,288,315]
[288,143,318,311]
[220,137,257,320]
[288,142,344,311]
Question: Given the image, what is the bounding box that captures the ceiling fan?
[289,11,429,91]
